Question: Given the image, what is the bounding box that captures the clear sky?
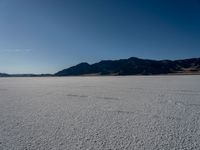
[0,0,200,74]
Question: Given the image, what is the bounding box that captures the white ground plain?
[0,76,200,150]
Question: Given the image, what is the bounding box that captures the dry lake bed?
[0,76,200,150]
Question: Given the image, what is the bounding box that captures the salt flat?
[0,76,200,150]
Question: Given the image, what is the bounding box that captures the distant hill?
[55,57,200,76]
[0,73,52,77]
[0,73,10,77]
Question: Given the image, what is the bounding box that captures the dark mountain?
[56,63,95,76]
[9,74,53,77]
[0,73,52,77]
[55,57,200,76]
[0,73,10,77]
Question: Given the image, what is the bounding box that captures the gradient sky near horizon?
[0,0,200,74]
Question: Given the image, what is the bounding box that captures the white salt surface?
[0,76,200,150]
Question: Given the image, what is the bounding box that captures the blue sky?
[0,0,200,74]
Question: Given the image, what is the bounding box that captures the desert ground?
[0,76,200,150]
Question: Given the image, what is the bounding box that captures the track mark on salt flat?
[96,96,120,101]
[106,110,135,115]
[0,88,8,91]
[66,94,89,98]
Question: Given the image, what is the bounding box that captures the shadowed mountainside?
[55,57,200,76]
[0,73,10,77]
[0,73,52,77]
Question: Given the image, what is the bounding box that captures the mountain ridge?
[55,57,200,76]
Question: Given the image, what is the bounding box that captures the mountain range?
[55,57,200,76]
[1,57,200,77]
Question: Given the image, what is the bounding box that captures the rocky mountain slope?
[55,57,200,76]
